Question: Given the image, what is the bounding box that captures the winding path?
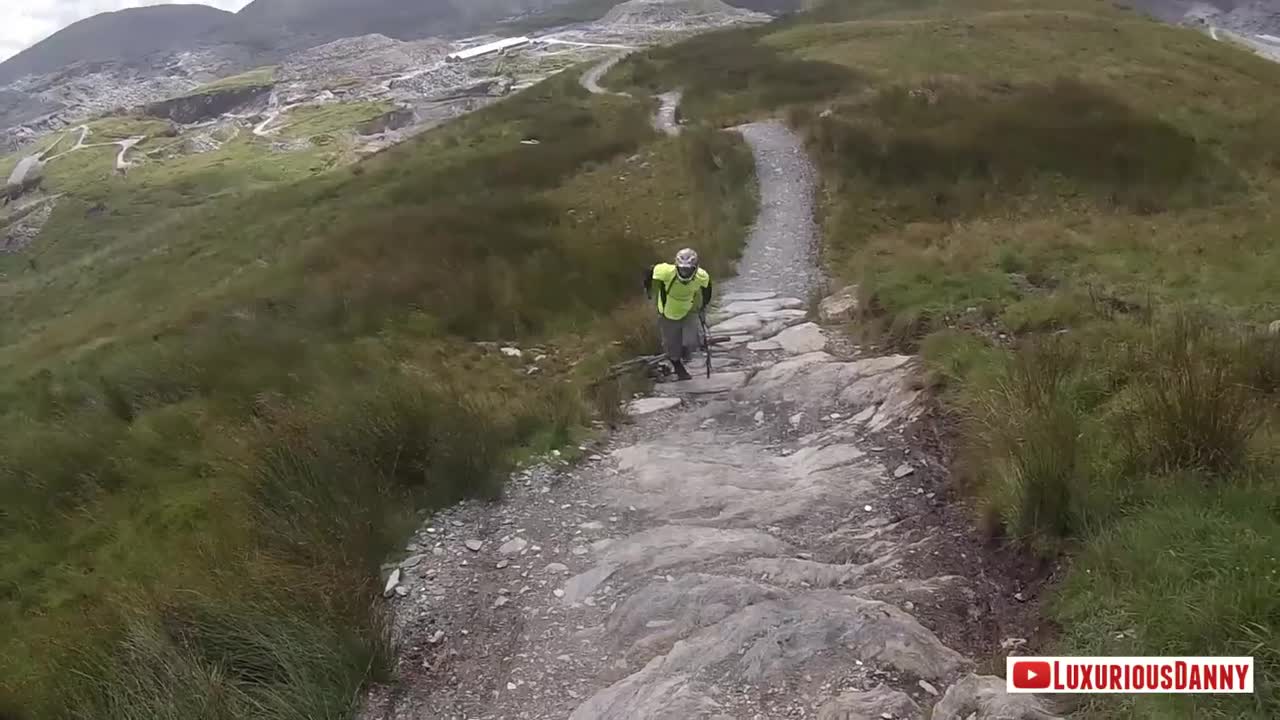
[360,117,1062,720]
[580,53,632,96]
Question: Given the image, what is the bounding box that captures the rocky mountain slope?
[0,5,241,86]
[1129,0,1280,35]
[0,1,579,150]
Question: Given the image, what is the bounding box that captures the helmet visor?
[676,264,696,280]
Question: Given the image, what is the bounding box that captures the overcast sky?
[0,0,253,62]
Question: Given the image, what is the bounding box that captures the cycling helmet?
[675,248,699,281]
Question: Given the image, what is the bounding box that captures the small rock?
[1001,637,1028,651]
[432,547,446,556]
[1270,319,1280,336]
[1014,592,1027,602]
[579,521,605,531]
[496,559,510,569]
[545,562,569,573]
[500,347,523,358]
[428,630,445,644]
[893,463,915,479]
[506,682,518,691]
[819,285,859,322]
[753,410,765,424]
[553,589,566,598]
[401,554,426,569]
[918,679,939,696]
[394,585,409,597]
[465,540,483,552]
[493,596,510,608]
[382,569,401,598]
[789,413,804,427]
[863,505,873,512]
[499,537,529,555]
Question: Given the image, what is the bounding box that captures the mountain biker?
[644,248,712,381]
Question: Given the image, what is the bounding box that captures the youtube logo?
[1006,656,1255,694]
[1011,660,1053,690]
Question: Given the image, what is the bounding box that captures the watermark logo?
[1007,657,1254,694]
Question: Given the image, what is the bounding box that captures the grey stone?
[931,675,1063,720]
[561,526,792,604]
[626,397,682,416]
[609,439,874,526]
[4,156,43,199]
[819,285,860,323]
[768,322,827,355]
[653,372,749,396]
[709,313,763,334]
[720,297,804,316]
[894,464,915,479]
[499,537,528,555]
[571,583,966,719]
[722,291,778,303]
[465,539,483,552]
[818,684,920,720]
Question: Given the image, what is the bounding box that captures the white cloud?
[0,1,254,62]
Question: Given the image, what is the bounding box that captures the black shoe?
[672,360,693,381]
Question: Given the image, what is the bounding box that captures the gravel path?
[580,53,631,96]
[724,122,822,301]
[359,123,1061,720]
[653,90,682,135]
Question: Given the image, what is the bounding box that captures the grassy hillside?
[607,1,1280,717]
[0,67,757,717]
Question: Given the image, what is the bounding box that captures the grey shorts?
[658,313,703,362]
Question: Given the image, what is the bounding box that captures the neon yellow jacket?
[645,263,712,321]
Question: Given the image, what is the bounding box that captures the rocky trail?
[653,91,683,136]
[360,100,1064,719]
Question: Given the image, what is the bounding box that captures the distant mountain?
[0,5,238,86]
[0,0,601,88]
[234,0,582,44]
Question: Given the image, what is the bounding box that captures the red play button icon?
[1011,660,1053,690]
